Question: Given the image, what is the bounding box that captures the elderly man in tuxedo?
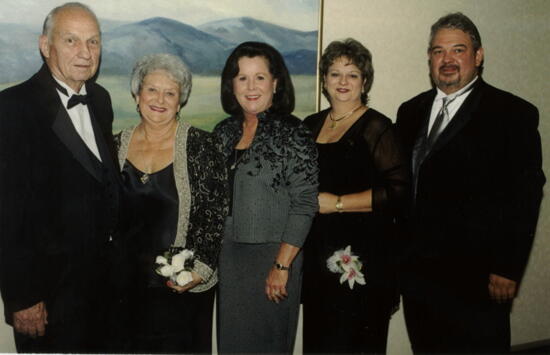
[396,12,545,353]
[0,2,120,353]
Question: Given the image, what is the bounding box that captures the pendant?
[140,173,150,184]
[330,120,337,129]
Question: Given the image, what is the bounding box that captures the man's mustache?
[439,64,459,71]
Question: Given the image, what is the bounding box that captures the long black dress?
[121,161,215,353]
[302,108,408,354]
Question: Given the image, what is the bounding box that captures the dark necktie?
[427,84,475,148]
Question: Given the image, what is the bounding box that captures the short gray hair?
[130,53,193,108]
[42,2,100,39]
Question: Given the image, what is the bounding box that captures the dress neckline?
[125,159,173,176]
[315,108,371,145]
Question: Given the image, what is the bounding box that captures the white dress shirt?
[54,78,102,161]
[427,76,478,137]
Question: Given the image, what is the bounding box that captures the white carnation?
[175,271,193,286]
[155,256,168,265]
[158,264,174,277]
[171,253,186,273]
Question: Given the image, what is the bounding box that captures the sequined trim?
[118,123,191,248]
[172,122,191,249]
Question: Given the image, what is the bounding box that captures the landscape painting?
[0,0,320,131]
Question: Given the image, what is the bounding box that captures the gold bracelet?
[335,196,344,213]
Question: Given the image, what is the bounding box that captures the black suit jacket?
[395,79,545,299]
[0,65,120,325]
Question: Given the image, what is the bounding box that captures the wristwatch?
[335,196,344,213]
[273,262,290,271]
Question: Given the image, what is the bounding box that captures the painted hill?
[101,17,233,76]
[0,24,42,83]
[198,16,317,52]
[0,16,318,83]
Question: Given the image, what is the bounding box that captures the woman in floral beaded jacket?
[214,41,319,354]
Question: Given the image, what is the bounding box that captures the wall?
[321,0,550,353]
[1,0,549,353]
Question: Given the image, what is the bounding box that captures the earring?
[136,104,140,114]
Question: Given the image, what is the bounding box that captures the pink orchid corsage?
[326,245,366,289]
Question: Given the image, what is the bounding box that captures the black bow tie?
[52,78,89,109]
[67,94,89,109]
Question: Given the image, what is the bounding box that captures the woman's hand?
[265,267,289,304]
[166,271,203,293]
[318,192,338,214]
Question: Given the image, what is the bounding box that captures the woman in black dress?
[116,53,227,353]
[302,38,408,354]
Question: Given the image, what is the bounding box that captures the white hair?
[130,53,193,108]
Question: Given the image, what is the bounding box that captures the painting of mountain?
[0,16,317,81]
[0,23,42,83]
[198,16,318,52]
[101,17,233,76]
[0,0,319,131]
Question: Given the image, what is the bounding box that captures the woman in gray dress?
[213,42,319,353]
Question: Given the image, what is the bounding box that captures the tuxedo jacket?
[395,79,545,299]
[0,64,120,325]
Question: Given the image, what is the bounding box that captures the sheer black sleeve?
[362,114,409,215]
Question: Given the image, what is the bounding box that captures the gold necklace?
[329,104,364,129]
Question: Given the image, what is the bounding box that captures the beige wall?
[1,0,548,353]
[321,0,550,351]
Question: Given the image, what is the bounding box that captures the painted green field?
[99,74,317,132]
[1,74,316,133]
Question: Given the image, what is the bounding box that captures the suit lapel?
[51,107,103,182]
[34,65,103,182]
[88,102,116,175]
[427,79,484,155]
[411,90,436,181]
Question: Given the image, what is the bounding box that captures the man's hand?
[488,273,517,303]
[13,301,48,338]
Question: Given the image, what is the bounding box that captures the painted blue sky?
[1,0,319,31]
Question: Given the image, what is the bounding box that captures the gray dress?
[214,112,318,353]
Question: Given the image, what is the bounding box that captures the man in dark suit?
[395,12,545,353]
[0,2,120,353]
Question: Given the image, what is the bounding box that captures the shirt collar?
[435,76,478,102]
[52,76,87,96]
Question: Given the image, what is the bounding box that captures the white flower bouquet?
[155,247,195,286]
[326,245,366,290]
